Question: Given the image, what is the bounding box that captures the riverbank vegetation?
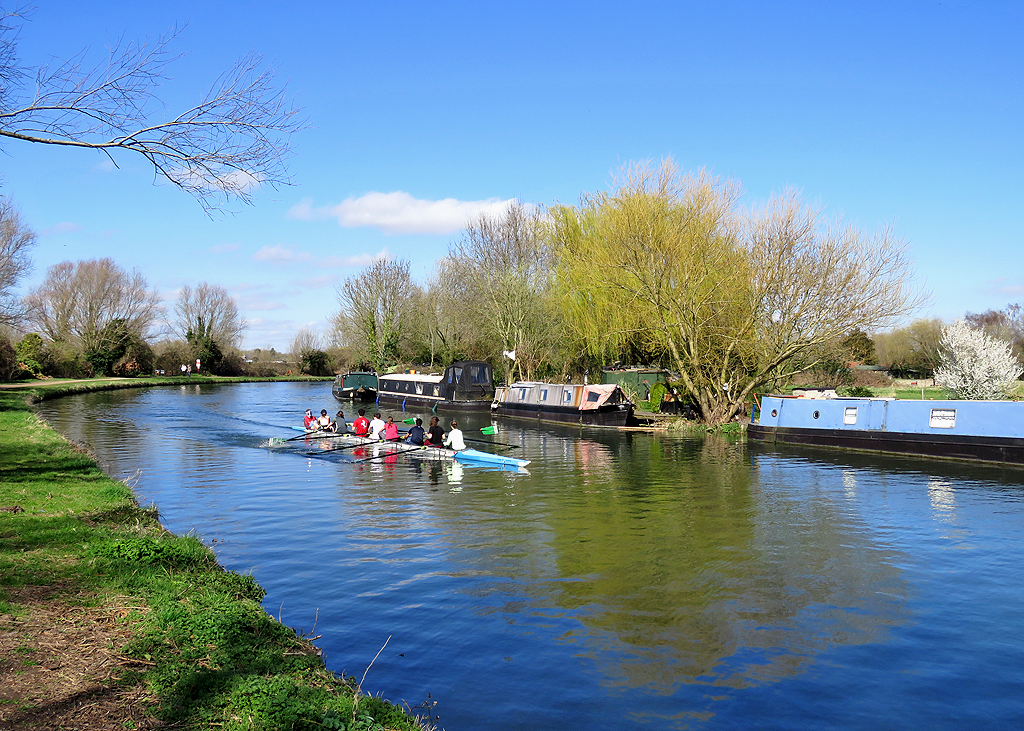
[0,382,423,730]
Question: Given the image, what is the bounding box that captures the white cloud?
[288,191,519,235]
[42,222,83,236]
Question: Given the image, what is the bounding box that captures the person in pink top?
[383,415,400,441]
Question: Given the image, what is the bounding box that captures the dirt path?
[0,587,159,730]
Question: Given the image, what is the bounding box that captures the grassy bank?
[0,380,424,730]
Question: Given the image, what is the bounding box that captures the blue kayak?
[454,448,530,468]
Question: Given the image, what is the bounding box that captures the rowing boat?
[292,429,530,467]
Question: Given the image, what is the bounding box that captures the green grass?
[0,384,422,731]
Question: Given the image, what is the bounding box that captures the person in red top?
[353,408,370,436]
[303,409,316,429]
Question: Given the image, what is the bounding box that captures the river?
[36,382,1024,730]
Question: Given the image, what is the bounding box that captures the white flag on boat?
[503,349,516,361]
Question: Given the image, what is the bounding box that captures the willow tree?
[551,160,923,425]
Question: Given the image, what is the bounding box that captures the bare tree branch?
[0,8,304,212]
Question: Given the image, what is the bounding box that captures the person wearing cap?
[443,419,466,451]
[303,409,317,430]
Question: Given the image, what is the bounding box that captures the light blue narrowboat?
[748,395,1024,466]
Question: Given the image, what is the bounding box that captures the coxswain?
[444,419,466,451]
[383,415,400,441]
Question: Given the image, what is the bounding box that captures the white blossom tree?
[934,319,1022,400]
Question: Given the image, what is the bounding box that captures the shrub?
[935,319,1023,399]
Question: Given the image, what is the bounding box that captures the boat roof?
[380,372,444,384]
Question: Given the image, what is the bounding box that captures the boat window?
[453,367,463,383]
[844,407,858,425]
[416,383,423,394]
[471,365,490,384]
[433,386,440,396]
[930,408,956,428]
[540,389,548,401]
[587,391,601,402]
[812,410,820,419]
[563,390,572,403]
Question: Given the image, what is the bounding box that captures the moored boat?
[332,371,378,401]
[749,394,1024,466]
[378,361,495,410]
[491,382,634,427]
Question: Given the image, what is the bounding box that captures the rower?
[405,418,425,446]
[316,409,336,432]
[425,416,444,446]
[369,412,386,440]
[383,415,400,441]
[444,419,467,451]
[303,409,317,430]
[335,410,348,432]
[353,408,370,436]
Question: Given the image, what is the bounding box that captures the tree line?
[332,161,928,425]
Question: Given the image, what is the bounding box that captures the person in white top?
[444,419,466,451]
[369,412,386,440]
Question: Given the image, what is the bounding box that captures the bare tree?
[332,258,418,372]
[24,258,161,348]
[445,202,557,382]
[289,326,322,360]
[0,197,35,327]
[0,7,303,211]
[171,282,245,348]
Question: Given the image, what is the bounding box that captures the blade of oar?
[480,425,498,435]
[402,417,416,424]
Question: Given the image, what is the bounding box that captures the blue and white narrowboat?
[749,395,1024,466]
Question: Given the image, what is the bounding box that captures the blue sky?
[4,1,1023,350]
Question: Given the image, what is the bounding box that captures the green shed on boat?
[600,367,670,400]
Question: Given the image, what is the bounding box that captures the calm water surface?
[37,382,1024,730]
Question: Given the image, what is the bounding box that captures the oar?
[399,419,498,436]
[286,430,353,442]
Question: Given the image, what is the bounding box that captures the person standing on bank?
[444,419,466,451]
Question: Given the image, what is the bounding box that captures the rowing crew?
[307,407,466,450]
